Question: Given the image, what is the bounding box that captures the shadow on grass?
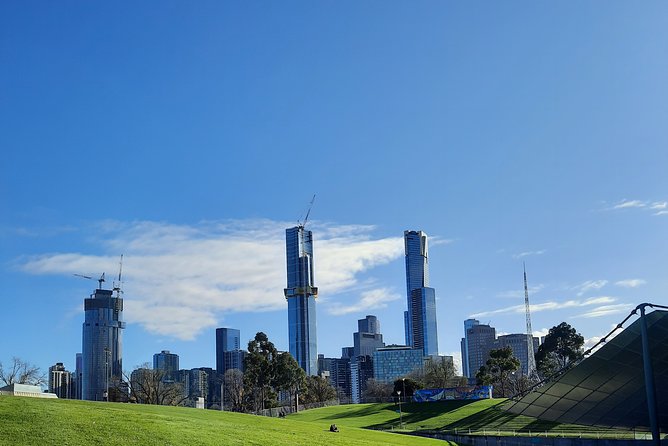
[363,401,478,429]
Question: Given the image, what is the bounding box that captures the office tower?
[284,225,318,375]
[373,346,424,384]
[216,328,245,375]
[82,285,125,401]
[465,323,496,378]
[48,362,72,399]
[189,368,209,403]
[153,350,179,382]
[353,315,385,358]
[341,347,355,359]
[350,355,374,404]
[460,319,480,378]
[317,354,352,403]
[403,230,439,356]
[494,334,540,376]
[74,353,83,400]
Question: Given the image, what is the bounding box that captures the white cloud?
[614,279,646,288]
[512,250,546,259]
[532,328,550,338]
[650,202,667,210]
[470,296,617,318]
[574,280,608,296]
[19,219,404,340]
[445,351,462,376]
[327,288,401,316]
[613,199,646,209]
[575,304,634,319]
[584,324,623,353]
[655,210,668,216]
[496,284,544,299]
[608,199,668,216]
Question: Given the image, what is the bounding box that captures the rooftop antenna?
[112,255,124,297]
[297,194,316,228]
[524,262,537,379]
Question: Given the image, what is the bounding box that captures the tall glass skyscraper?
[82,287,125,401]
[216,327,243,375]
[284,225,318,375]
[153,350,179,382]
[403,230,439,356]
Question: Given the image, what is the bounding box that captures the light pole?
[397,390,403,429]
[402,378,406,403]
[220,375,225,411]
[103,347,110,402]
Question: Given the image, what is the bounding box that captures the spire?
[524,263,537,378]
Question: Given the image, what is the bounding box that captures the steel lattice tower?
[524,263,537,377]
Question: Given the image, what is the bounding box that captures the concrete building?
[48,362,72,399]
[463,322,496,379]
[494,333,540,376]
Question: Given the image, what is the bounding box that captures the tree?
[393,378,421,401]
[475,347,520,397]
[0,357,46,386]
[127,364,187,406]
[243,332,278,412]
[535,322,584,378]
[362,379,393,402]
[302,375,337,404]
[223,369,244,412]
[274,352,306,410]
[422,356,457,389]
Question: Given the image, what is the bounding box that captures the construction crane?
[524,262,538,379]
[74,272,106,289]
[112,255,124,298]
[297,194,316,228]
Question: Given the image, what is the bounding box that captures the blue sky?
[2,2,667,376]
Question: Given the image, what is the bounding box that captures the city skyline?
[2,2,667,378]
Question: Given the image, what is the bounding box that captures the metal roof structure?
[504,306,668,435]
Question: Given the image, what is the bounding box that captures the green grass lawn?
[0,396,451,446]
[289,399,637,439]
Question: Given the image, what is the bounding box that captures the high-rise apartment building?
[284,225,318,375]
[373,346,424,384]
[216,328,245,375]
[153,350,179,382]
[48,362,72,399]
[82,286,125,401]
[464,323,496,379]
[403,230,438,356]
[460,319,479,378]
[494,334,540,376]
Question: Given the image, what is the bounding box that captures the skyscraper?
[82,286,125,401]
[284,225,318,375]
[153,350,179,382]
[216,327,245,375]
[464,322,496,379]
[353,315,385,358]
[460,319,480,378]
[403,230,439,356]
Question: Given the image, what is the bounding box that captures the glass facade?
[404,230,439,356]
[153,350,179,381]
[373,347,424,384]
[82,288,125,401]
[284,226,318,375]
[216,327,241,374]
[466,323,496,379]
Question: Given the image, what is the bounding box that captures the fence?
[255,399,339,418]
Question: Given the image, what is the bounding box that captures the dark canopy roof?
[504,309,668,431]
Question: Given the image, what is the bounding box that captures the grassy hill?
[289,399,636,439]
[0,396,449,446]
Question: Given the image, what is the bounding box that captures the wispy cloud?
[496,284,544,299]
[19,219,404,340]
[575,304,634,319]
[574,280,608,296]
[327,288,401,316]
[470,296,617,319]
[608,199,668,216]
[614,279,646,288]
[512,250,546,260]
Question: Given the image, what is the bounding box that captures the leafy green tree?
[535,322,584,378]
[476,346,520,397]
[274,352,306,411]
[302,375,337,404]
[243,332,277,411]
[393,378,421,401]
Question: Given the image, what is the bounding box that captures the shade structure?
[504,309,668,432]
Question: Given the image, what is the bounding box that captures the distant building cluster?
[44,224,533,407]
